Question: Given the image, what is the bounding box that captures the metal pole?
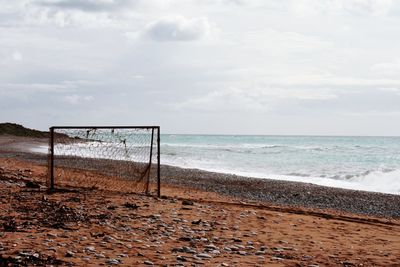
[157,127,161,198]
[50,127,55,191]
[146,128,154,195]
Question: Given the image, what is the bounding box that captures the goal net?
[47,126,160,196]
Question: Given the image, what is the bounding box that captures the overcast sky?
[1,0,400,135]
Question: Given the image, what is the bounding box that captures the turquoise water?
[161,135,400,194]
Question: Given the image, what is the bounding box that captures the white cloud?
[38,0,130,12]
[290,0,393,16]
[268,74,400,87]
[64,94,94,105]
[0,82,73,94]
[140,15,215,42]
[12,51,23,61]
[173,86,337,113]
[371,59,400,75]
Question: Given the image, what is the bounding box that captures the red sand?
[1,157,400,266]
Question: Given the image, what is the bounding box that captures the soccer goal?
[47,126,160,196]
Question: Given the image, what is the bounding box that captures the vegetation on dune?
[0,123,48,138]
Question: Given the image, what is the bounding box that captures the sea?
[32,134,400,195]
[161,134,400,195]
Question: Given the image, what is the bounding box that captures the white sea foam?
[30,145,47,154]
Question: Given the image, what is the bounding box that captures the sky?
[1,0,400,135]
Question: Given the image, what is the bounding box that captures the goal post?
[48,126,160,197]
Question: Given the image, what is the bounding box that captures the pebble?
[82,256,91,261]
[211,249,221,255]
[196,253,212,259]
[182,200,194,206]
[95,253,106,258]
[182,246,197,254]
[103,236,116,242]
[271,256,284,261]
[65,251,75,257]
[205,244,218,250]
[144,260,154,265]
[176,255,187,261]
[85,246,96,252]
[105,258,120,265]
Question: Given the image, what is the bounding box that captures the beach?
[1,136,400,266]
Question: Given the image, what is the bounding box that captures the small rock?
[25,181,40,188]
[85,246,96,253]
[182,246,197,254]
[82,256,91,261]
[105,258,120,265]
[144,260,154,265]
[123,202,139,209]
[182,200,194,206]
[103,236,116,242]
[205,244,218,250]
[192,219,202,225]
[178,236,193,242]
[196,253,212,259]
[65,251,75,257]
[176,255,187,261]
[211,250,220,255]
[95,253,105,258]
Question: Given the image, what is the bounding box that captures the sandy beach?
[1,136,400,266]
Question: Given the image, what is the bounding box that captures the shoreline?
[1,135,400,265]
[1,136,399,218]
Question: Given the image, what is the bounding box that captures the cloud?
[140,15,215,42]
[64,94,94,105]
[12,51,23,61]
[290,0,393,16]
[371,59,400,75]
[0,82,72,95]
[173,86,337,113]
[37,0,131,12]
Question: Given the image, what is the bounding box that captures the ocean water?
[161,135,400,195]
[32,133,400,194]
